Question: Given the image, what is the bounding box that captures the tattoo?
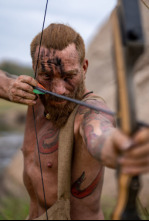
[39,127,59,154]
[71,168,104,199]
[78,100,115,161]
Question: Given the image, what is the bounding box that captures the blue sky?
[0,0,116,66]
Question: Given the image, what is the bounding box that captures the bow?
[32,0,149,220]
[111,0,146,220]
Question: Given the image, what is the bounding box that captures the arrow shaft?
[34,87,116,116]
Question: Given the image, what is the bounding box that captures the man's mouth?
[48,99,68,107]
[50,100,67,105]
[44,94,74,106]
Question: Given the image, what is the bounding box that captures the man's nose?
[52,79,66,95]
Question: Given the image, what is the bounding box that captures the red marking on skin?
[71,168,103,199]
[39,132,59,154]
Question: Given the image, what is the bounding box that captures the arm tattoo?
[78,100,115,161]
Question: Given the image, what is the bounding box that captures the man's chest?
[37,123,60,155]
[23,118,103,208]
[24,110,101,176]
[23,114,100,172]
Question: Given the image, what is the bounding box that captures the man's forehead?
[35,43,79,60]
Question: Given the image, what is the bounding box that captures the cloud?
[0,0,116,65]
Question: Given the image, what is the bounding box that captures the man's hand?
[117,129,149,175]
[102,128,149,176]
[8,75,38,105]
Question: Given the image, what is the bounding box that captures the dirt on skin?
[1,1,149,217]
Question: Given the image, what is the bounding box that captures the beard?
[40,77,85,128]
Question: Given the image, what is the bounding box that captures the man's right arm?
[79,99,149,176]
[0,70,37,105]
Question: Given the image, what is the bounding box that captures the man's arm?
[0,70,37,105]
[79,99,149,175]
[79,99,117,168]
[0,70,17,100]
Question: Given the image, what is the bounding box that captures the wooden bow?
[111,0,145,220]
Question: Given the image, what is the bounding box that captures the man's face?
[33,43,88,128]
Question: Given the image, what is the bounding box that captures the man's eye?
[44,74,50,79]
[64,77,73,82]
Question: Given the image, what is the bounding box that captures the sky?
[0,0,116,66]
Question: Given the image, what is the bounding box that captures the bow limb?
[111,0,145,220]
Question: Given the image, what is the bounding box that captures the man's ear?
[82,59,89,79]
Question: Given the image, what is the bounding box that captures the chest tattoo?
[39,128,59,154]
[71,168,103,199]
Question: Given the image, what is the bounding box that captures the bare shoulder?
[76,95,116,127]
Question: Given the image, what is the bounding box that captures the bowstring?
[141,0,149,10]
[32,0,49,220]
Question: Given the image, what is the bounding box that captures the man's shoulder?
[77,93,107,116]
[75,93,116,127]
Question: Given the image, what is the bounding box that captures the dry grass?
[0,99,27,132]
[0,99,27,114]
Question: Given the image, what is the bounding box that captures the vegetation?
[0,61,34,77]
[0,99,27,133]
[0,195,113,220]
[0,196,29,220]
[0,61,30,133]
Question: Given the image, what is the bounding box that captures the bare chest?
[22,116,104,216]
[23,119,59,173]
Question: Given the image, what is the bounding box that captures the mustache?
[40,93,76,103]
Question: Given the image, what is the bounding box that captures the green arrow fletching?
[33,89,45,95]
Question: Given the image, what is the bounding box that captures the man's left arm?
[79,100,117,168]
[79,100,149,175]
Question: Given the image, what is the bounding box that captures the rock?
[86,0,149,123]
[86,0,149,207]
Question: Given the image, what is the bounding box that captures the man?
[0,24,149,220]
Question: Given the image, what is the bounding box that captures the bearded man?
[0,24,149,220]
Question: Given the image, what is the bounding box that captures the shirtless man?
[0,24,149,220]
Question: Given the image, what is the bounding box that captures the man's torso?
[22,95,105,220]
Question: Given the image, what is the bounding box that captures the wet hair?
[30,23,85,65]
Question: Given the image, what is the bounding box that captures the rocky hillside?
[86,0,149,123]
[86,0,149,208]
